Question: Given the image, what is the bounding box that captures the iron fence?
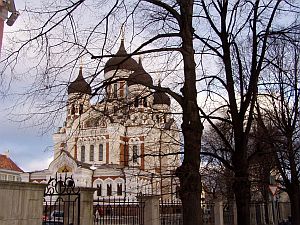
[222,201,291,225]
[93,197,145,225]
[43,173,80,225]
[159,200,215,225]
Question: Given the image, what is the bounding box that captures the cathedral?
[21,39,181,200]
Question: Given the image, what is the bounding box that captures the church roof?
[127,58,153,86]
[153,91,171,106]
[0,154,23,172]
[104,39,140,73]
[68,66,92,95]
[153,82,170,106]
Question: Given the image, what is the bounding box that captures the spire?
[116,24,127,55]
[158,79,161,86]
[78,64,83,79]
[116,38,127,55]
[77,57,84,79]
[121,24,125,41]
[80,56,83,69]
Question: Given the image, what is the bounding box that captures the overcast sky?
[0,0,54,172]
[0,110,54,171]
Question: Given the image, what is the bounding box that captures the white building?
[22,39,181,200]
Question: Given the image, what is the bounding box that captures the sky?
[0,117,53,172]
[0,0,213,172]
[0,0,54,172]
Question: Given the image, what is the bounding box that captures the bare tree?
[1,1,299,225]
[196,1,300,224]
[257,38,300,225]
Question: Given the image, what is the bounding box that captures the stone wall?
[0,181,46,225]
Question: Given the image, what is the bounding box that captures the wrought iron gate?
[43,174,80,225]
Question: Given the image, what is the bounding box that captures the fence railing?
[93,197,145,225]
[159,200,215,225]
[91,196,291,225]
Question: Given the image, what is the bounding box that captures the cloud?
[0,112,54,172]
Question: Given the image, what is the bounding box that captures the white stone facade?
[22,41,181,200]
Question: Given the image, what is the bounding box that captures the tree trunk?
[288,185,300,225]
[175,1,203,225]
[176,118,203,225]
[233,175,251,225]
[232,138,251,225]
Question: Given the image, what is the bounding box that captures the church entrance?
[43,173,81,225]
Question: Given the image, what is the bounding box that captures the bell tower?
[67,65,92,124]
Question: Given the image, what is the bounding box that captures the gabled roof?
[0,154,23,172]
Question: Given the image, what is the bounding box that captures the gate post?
[79,187,95,225]
[138,195,160,225]
[0,181,46,225]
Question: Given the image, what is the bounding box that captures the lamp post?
[90,164,97,187]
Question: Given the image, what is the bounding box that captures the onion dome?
[68,66,92,95]
[153,81,171,106]
[127,58,153,86]
[104,39,140,73]
[153,91,171,106]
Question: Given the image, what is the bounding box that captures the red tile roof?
[0,154,23,172]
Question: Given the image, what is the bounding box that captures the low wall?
[0,181,46,225]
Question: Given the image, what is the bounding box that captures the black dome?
[127,59,153,86]
[68,67,92,95]
[153,91,170,106]
[104,40,140,73]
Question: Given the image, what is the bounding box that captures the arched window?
[134,97,139,107]
[90,145,94,161]
[143,97,147,107]
[97,184,102,196]
[107,184,112,196]
[156,115,160,123]
[79,104,84,114]
[164,114,167,123]
[71,104,75,115]
[99,144,103,161]
[117,183,122,196]
[113,106,118,114]
[81,146,85,162]
[113,83,118,98]
[133,145,138,163]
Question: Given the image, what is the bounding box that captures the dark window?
[79,104,84,114]
[71,104,75,115]
[90,145,94,161]
[99,144,103,161]
[143,97,147,107]
[134,97,139,107]
[97,184,102,196]
[117,183,122,196]
[133,145,138,163]
[176,186,180,198]
[156,115,160,123]
[81,146,85,162]
[107,184,112,196]
[113,84,118,98]
[113,106,118,114]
